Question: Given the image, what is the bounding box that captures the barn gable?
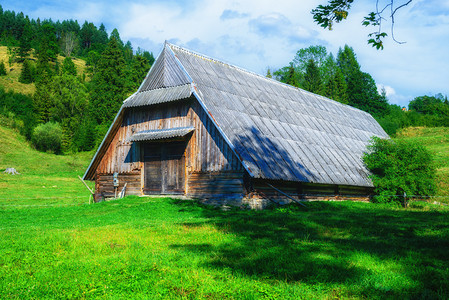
[84,42,388,204]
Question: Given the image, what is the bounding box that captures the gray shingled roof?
[128,127,195,142]
[86,42,388,186]
[159,43,388,187]
[124,84,192,108]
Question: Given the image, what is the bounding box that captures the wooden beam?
[266,183,307,208]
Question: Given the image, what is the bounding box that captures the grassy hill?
[0,46,87,95]
[396,127,449,198]
[0,124,94,204]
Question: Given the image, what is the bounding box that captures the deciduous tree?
[363,137,436,207]
[312,0,413,49]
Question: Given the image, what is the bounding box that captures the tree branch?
[312,0,413,49]
[391,0,412,44]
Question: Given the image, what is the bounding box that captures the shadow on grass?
[170,200,449,298]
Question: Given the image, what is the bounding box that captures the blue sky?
[2,0,449,107]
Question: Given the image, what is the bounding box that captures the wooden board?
[143,142,186,194]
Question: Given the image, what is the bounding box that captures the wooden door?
[144,144,162,193]
[144,142,186,194]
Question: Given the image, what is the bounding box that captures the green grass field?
[1,196,449,299]
[1,125,449,299]
[0,124,94,204]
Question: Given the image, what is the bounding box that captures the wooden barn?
[83,42,389,208]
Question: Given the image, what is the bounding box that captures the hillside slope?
[0,46,87,95]
[0,124,93,204]
[395,127,449,197]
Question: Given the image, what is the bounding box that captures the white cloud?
[377,84,396,97]
[249,13,292,37]
[220,9,249,20]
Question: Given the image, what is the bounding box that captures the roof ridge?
[166,42,371,116]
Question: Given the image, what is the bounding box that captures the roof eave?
[82,104,126,181]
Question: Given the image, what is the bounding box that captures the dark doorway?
[143,142,186,194]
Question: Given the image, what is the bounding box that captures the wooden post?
[78,175,95,204]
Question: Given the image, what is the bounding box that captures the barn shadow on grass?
[170,200,449,298]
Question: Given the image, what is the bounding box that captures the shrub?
[31,122,63,153]
[363,137,436,207]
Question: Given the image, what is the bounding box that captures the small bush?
[363,137,436,207]
[31,122,63,153]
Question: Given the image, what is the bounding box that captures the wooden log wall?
[187,101,244,173]
[93,97,245,198]
[187,170,245,199]
[96,99,193,174]
[96,98,243,175]
[250,179,372,205]
[95,173,141,200]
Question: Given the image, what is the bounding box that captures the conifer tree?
[360,72,389,117]
[51,73,88,150]
[62,56,77,76]
[325,68,348,104]
[19,60,34,83]
[0,61,6,76]
[124,41,133,63]
[35,23,59,63]
[284,64,299,87]
[33,74,53,123]
[337,46,364,109]
[97,24,109,45]
[266,68,272,78]
[18,17,33,61]
[336,45,387,117]
[89,35,128,125]
[303,59,324,95]
[80,21,96,50]
[126,54,151,90]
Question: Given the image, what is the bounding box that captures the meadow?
[1,125,449,299]
[0,45,87,96]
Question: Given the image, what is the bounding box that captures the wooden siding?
[250,179,372,205]
[96,99,193,174]
[95,173,141,200]
[93,97,245,199]
[95,98,243,175]
[187,170,245,199]
[187,101,243,173]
